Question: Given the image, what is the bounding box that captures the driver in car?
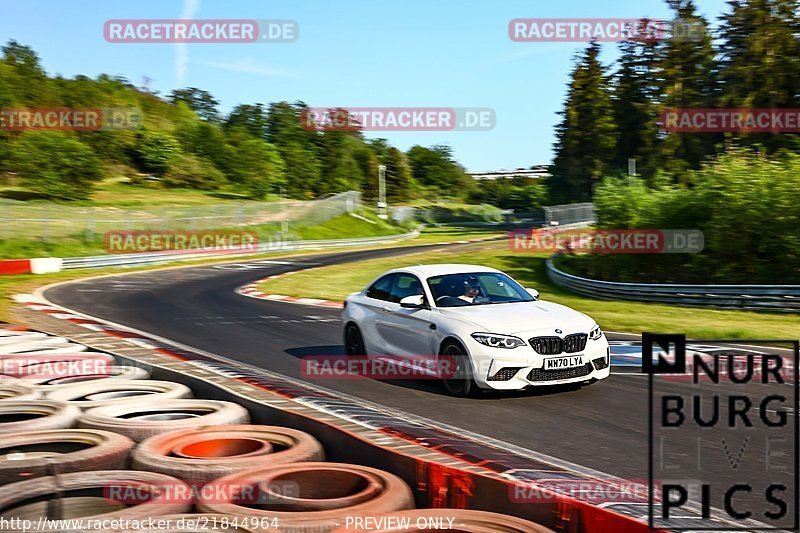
[458,280,480,303]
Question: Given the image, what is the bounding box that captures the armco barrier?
[0,230,421,275]
[60,230,419,270]
[546,257,800,312]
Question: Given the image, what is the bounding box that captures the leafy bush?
[133,130,181,175]
[10,131,102,200]
[419,203,504,223]
[162,154,225,190]
[574,149,800,284]
[224,133,285,199]
[468,178,548,211]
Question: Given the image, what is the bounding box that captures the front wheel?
[344,323,366,356]
[440,341,479,397]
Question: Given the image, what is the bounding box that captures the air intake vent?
[527,363,593,382]
[488,367,522,381]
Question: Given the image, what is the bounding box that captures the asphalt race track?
[45,241,798,525]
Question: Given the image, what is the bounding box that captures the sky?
[0,0,730,171]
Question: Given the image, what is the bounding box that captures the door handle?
[382,306,394,312]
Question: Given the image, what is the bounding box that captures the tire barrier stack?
[132,425,325,484]
[0,325,554,533]
[78,399,251,442]
[44,379,194,409]
[0,400,81,433]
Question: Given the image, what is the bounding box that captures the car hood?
[437,300,595,336]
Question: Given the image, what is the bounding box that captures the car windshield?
[427,272,535,307]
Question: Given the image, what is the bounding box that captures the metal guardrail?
[62,229,420,270]
[543,202,595,226]
[546,257,800,312]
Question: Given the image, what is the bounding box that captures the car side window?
[390,274,423,303]
[366,274,396,301]
[483,274,517,297]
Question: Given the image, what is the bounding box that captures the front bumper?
[466,335,611,390]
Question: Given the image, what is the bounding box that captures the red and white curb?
[236,270,344,309]
[234,235,502,309]
[0,258,62,276]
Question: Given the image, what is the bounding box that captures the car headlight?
[589,324,603,340]
[471,333,526,349]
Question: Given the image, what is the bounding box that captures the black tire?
[439,340,478,397]
[344,323,365,356]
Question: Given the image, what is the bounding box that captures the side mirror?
[525,288,540,300]
[400,295,426,308]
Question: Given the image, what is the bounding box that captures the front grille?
[527,363,593,382]
[529,336,562,355]
[488,367,522,381]
[592,356,609,370]
[563,333,587,353]
[529,333,588,355]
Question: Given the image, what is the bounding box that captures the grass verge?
[0,209,410,259]
[257,243,800,340]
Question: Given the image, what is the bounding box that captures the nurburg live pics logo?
[643,333,799,531]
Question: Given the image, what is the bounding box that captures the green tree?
[318,109,366,194]
[611,37,661,183]
[551,42,616,201]
[406,145,472,197]
[355,147,379,201]
[717,0,800,151]
[225,103,268,139]
[225,131,286,198]
[1,40,51,104]
[133,130,181,175]
[659,0,718,180]
[384,147,414,202]
[169,87,220,122]
[266,102,322,197]
[163,154,225,190]
[11,132,102,200]
[178,121,232,172]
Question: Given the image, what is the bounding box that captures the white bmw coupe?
[341,264,610,396]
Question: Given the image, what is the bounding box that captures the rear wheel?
[344,323,365,356]
[440,341,478,397]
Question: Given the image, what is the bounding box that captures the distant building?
[468,165,550,180]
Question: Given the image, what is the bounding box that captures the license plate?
[544,355,583,370]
